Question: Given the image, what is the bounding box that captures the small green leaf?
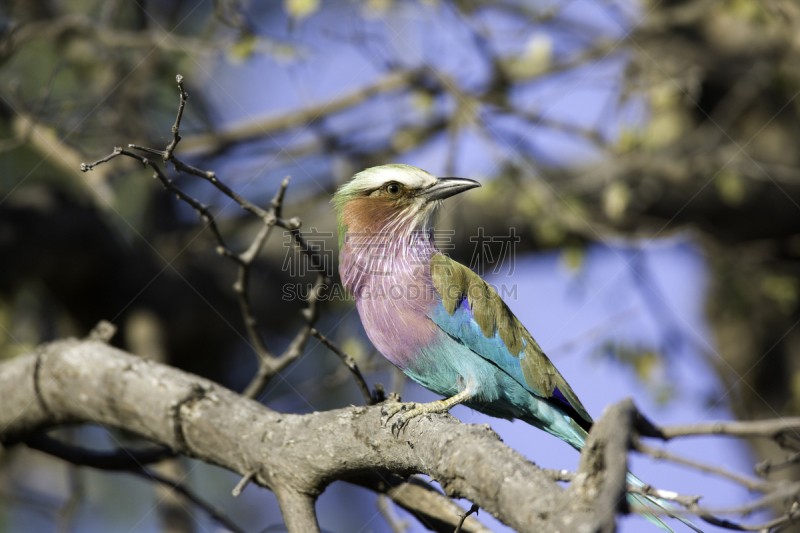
[715,169,746,206]
[228,34,259,63]
[535,218,565,246]
[561,245,585,272]
[341,337,367,363]
[643,111,684,148]
[410,90,434,115]
[761,275,798,313]
[366,0,393,13]
[284,0,321,19]
[501,34,553,80]
[615,127,640,154]
[603,181,630,221]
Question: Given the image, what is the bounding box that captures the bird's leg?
[381,389,473,435]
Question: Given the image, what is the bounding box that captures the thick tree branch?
[0,339,604,533]
[575,399,634,533]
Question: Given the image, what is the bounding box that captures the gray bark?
[0,338,627,532]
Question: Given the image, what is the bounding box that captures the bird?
[333,164,700,532]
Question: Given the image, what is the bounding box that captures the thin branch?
[660,419,800,448]
[576,398,633,533]
[274,489,320,533]
[694,503,800,532]
[755,451,800,478]
[626,484,701,509]
[377,494,409,533]
[310,328,376,405]
[544,467,702,507]
[162,153,271,220]
[454,504,479,533]
[231,176,292,367]
[232,471,256,497]
[177,69,419,155]
[82,75,332,403]
[82,147,238,262]
[25,433,175,469]
[354,474,492,533]
[689,485,800,532]
[243,271,327,399]
[55,454,83,533]
[24,434,245,533]
[164,74,188,162]
[134,468,247,533]
[635,441,774,492]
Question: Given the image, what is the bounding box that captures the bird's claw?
[390,413,414,436]
[380,401,416,435]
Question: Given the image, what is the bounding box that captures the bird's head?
[332,164,480,247]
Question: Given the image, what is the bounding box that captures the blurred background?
[2,0,800,531]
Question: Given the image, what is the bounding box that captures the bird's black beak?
[421,177,481,202]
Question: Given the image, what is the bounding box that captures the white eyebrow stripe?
[355,165,438,191]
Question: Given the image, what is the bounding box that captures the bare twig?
[177,69,419,155]
[82,147,237,261]
[310,327,376,405]
[694,502,800,532]
[755,451,800,478]
[25,433,174,469]
[635,441,774,492]
[660,419,800,448]
[164,74,188,162]
[232,470,255,497]
[690,485,800,531]
[24,434,245,533]
[354,474,492,533]
[55,432,83,533]
[82,75,332,402]
[135,468,247,533]
[243,271,327,399]
[232,179,291,365]
[544,467,702,507]
[454,504,479,533]
[377,494,409,533]
[626,484,701,509]
[543,468,575,482]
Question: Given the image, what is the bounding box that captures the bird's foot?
[381,398,462,436]
[380,400,417,434]
[381,391,473,436]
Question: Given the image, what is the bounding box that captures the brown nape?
[342,195,416,234]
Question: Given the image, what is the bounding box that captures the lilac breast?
[340,232,442,368]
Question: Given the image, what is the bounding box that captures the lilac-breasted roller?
[334,164,700,532]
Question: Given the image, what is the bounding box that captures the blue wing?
[428,254,593,428]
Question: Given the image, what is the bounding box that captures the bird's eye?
[386,183,401,195]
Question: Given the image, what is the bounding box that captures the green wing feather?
[429,254,592,425]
